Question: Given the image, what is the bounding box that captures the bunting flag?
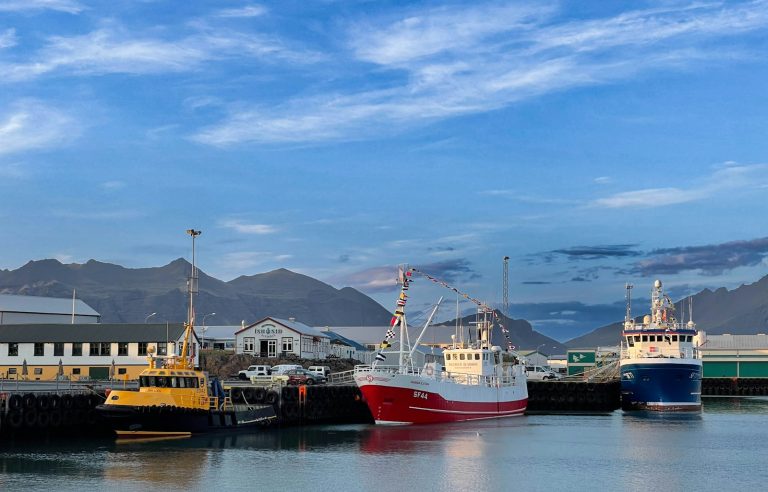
[380,340,391,349]
[375,352,386,361]
[409,267,518,352]
[385,329,396,339]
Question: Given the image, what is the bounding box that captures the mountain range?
[1,259,766,352]
[0,258,392,327]
[566,274,768,347]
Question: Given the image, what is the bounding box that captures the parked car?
[238,365,271,380]
[285,368,326,385]
[307,365,332,378]
[270,364,303,375]
[525,365,561,380]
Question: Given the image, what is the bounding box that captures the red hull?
[359,383,527,425]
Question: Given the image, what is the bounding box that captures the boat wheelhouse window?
[627,337,634,346]
[483,353,488,360]
[686,335,693,342]
[475,354,480,360]
[460,354,465,360]
[446,354,452,360]
[671,335,678,342]
[642,335,648,342]
[634,336,640,342]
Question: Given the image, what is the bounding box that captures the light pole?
[201,312,216,350]
[145,312,157,324]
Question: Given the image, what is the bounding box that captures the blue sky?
[2,1,768,341]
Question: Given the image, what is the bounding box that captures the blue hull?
[620,361,702,411]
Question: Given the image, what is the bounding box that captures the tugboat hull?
[96,404,276,436]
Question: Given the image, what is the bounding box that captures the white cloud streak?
[0,0,84,14]
[215,5,267,18]
[592,163,768,209]
[220,219,277,234]
[0,29,17,49]
[0,100,78,156]
[193,1,768,145]
[1,25,320,82]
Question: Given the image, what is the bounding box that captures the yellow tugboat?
[96,230,276,438]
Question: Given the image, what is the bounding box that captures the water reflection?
[702,396,768,414]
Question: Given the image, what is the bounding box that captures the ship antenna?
[625,283,633,323]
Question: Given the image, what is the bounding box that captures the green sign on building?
[568,351,596,364]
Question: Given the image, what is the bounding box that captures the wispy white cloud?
[2,25,320,82]
[0,0,84,14]
[215,5,267,18]
[220,219,277,234]
[594,176,612,185]
[591,163,768,209]
[0,29,17,49]
[0,100,78,156]
[193,1,768,145]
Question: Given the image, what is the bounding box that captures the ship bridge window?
[627,337,634,346]
[483,354,488,361]
[642,335,648,342]
[634,336,640,342]
[475,354,480,360]
[460,354,466,360]
[671,335,678,342]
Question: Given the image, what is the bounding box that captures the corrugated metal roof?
[0,323,187,343]
[701,334,768,350]
[194,325,237,340]
[270,317,329,338]
[0,294,100,317]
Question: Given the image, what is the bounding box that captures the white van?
[308,366,331,377]
[270,364,303,375]
[525,365,560,380]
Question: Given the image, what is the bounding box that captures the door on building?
[89,367,109,380]
[260,340,269,357]
[267,340,277,358]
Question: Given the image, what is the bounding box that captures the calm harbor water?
[2,397,767,492]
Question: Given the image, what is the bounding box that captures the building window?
[90,343,99,356]
[118,368,127,375]
[72,368,81,375]
[118,342,128,356]
[34,368,43,375]
[34,343,45,356]
[8,342,18,357]
[72,342,82,356]
[101,342,111,356]
[156,343,167,356]
[282,337,293,353]
[8,367,17,375]
[138,342,148,356]
[244,337,255,353]
[54,342,64,357]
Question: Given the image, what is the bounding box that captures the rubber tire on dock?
[8,394,22,411]
[266,390,279,405]
[230,387,243,403]
[22,393,36,410]
[7,411,23,429]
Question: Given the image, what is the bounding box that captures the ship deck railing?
[353,364,525,387]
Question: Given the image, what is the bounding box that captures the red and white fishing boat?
[354,267,528,425]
